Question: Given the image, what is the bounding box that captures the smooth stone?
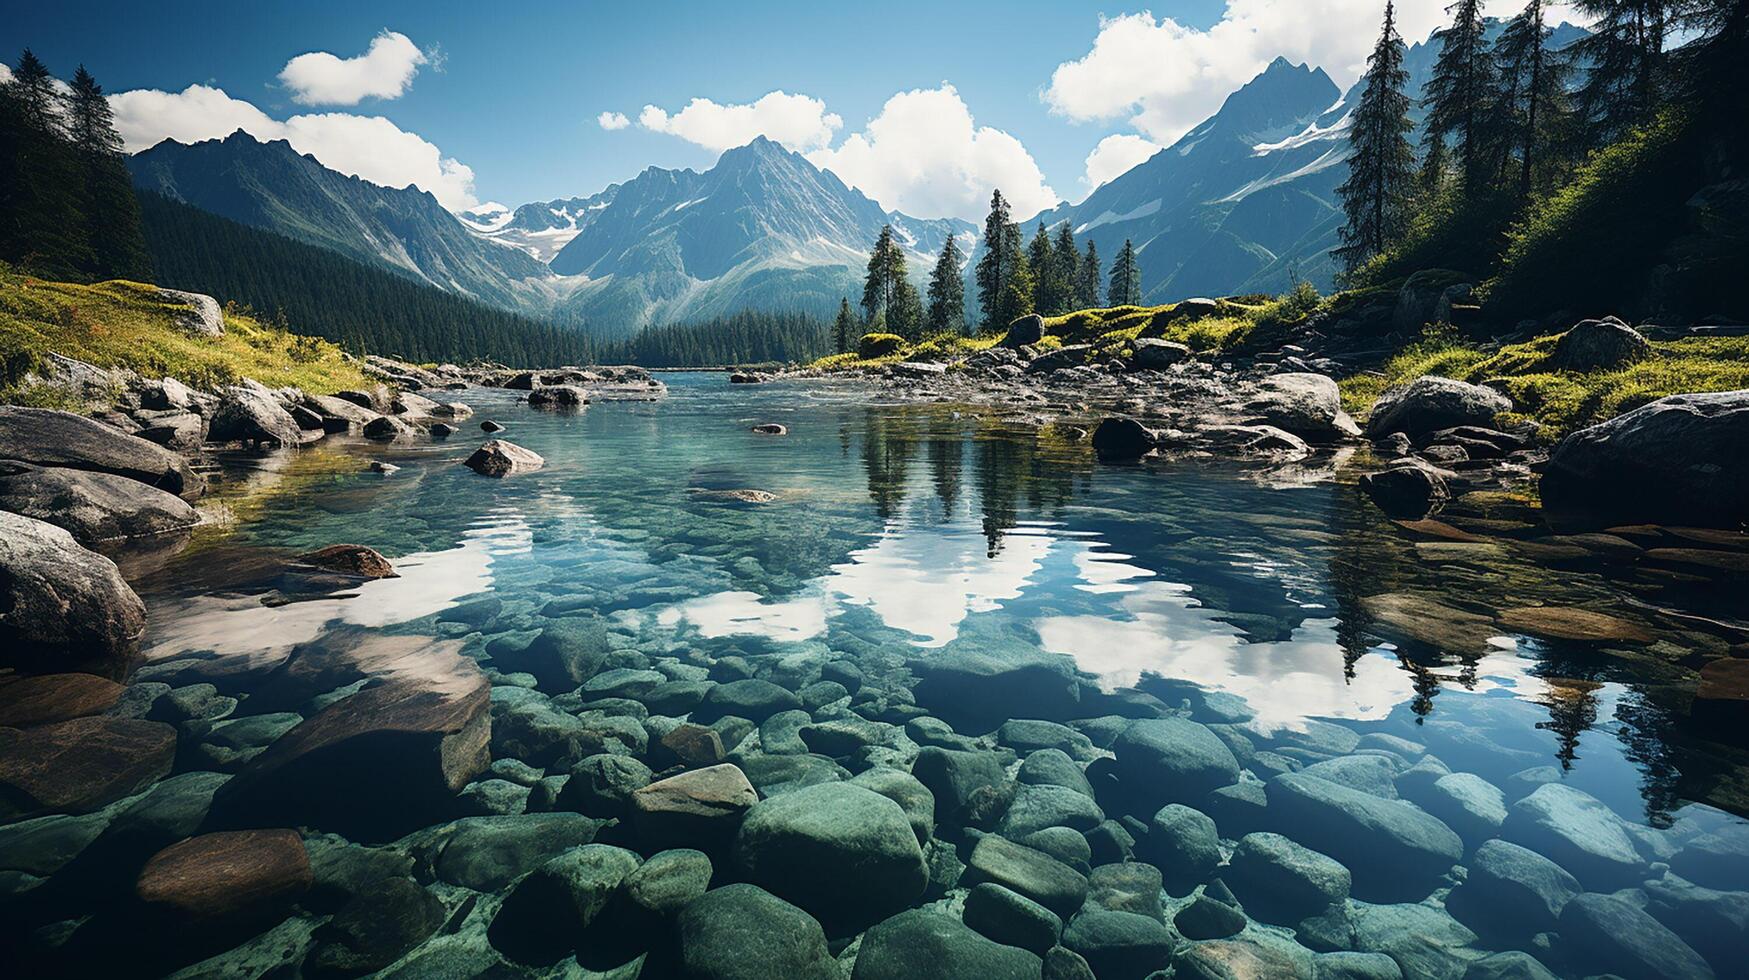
[464,439,544,477]
[1669,824,1749,891]
[1062,907,1176,979]
[964,881,1064,955]
[1349,902,1478,980]
[1264,772,1462,902]
[1460,951,1557,980]
[488,843,642,964]
[760,709,813,755]
[1174,938,1312,980]
[294,543,396,579]
[0,512,147,678]
[1086,861,1164,922]
[135,828,311,929]
[622,848,713,918]
[0,715,176,817]
[1642,872,1749,971]
[1443,839,1580,942]
[427,812,601,891]
[1019,826,1093,875]
[732,782,926,934]
[0,405,197,496]
[632,763,758,851]
[1299,756,1399,799]
[1112,718,1240,806]
[1225,831,1351,924]
[694,678,802,723]
[0,672,125,727]
[997,782,1105,838]
[1018,748,1095,798]
[209,386,304,448]
[1140,803,1222,895]
[1500,783,1645,890]
[307,876,444,976]
[1315,951,1404,980]
[965,834,1090,918]
[1418,773,1506,848]
[673,883,842,980]
[1364,377,1512,440]
[853,907,1042,980]
[1496,605,1655,643]
[661,723,728,767]
[912,746,1016,829]
[910,646,1081,730]
[0,461,199,545]
[999,719,1097,761]
[1175,893,1248,940]
[800,717,893,757]
[1557,891,1714,980]
[849,767,936,843]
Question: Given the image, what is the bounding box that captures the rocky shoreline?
[2,309,1748,978]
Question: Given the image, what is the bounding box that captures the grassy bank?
[0,266,367,404]
[1339,325,1749,439]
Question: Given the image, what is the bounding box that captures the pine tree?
[833,297,857,354]
[1052,223,1081,312]
[861,224,913,336]
[66,66,151,280]
[1076,239,1102,309]
[1423,0,1496,190]
[892,277,924,339]
[1336,2,1416,273]
[0,50,94,278]
[974,190,1025,330]
[1108,239,1141,306]
[1494,0,1575,197]
[926,236,966,335]
[1026,222,1055,314]
[1573,1,1674,143]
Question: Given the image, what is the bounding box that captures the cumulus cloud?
[638,90,842,152]
[108,84,479,211]
[278,30,428,106]
[597,110,630,130]
[807,85,1058,221]
[1044,1,1585,145]
[1081,134,1161,194]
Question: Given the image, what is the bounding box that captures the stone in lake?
[911,645,1081,729]
[750,422,788,435]
[1496,605,1654,643]
[1443,839,1580,942]
[1558,892,1714,980]
[1093,417,1156,461]
[528,384,588,408]
[848,767,936,843]
[693,677,802,723]
[430,812,602,890]
[964,881,1063,954]
[0,715,177,817]
[135,829,311,930]
[361,414,414,441]
[294,543,397,579]
[1360,461,1451,518]
[1668,824,1749,892]
[854,907,1043,980]
[911,746,1016,830]
[1223,831,1351,924]
[1364,376,1512,440]
[1174,894,1248,941]
[464,439,544,477]
[0,461,199,545]
[732,782,927,933]
[1246,373,1362,442]
[1061,907,1176,979]
[1263,772,1462,902]
[209,385,306,450]
[670,883,841,980]
[0,405,199,497]
[1171,938,1309,980]
[622,847,713,919]
[208,673,491,841]
[1541,389,1749,529]
[1139,803,1221,895]
[631,762,758,851]
[307,876,444,976]
[488,843,641,964]
[964,833,1089,918]
[0,672,125,727]
[1111,717,1241,806]
[481,419,505,432]
[1130,338,1191,370]
[1499,782,1645,890]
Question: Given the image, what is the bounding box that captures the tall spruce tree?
[861,224,912,335]
[1336,2,1416,273]
[1495,0,1575,197]
[1076,239,1102,309]
[1423,0,1497,190]
[975,190,1027,329]
[1,49,92,277]
[1052,223,1081,312]
[926,236,966,335]
[1573,1,1674,143]
[1108,239,1141,306]
[833,297,857,354]
[1026,222,1057,314]
[67,66,151,280]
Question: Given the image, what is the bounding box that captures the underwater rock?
[672,883,842,980]
[1500,783,1646,890]
[1112,717,1241,807]
[463,439,544,477]
[964,833,1089,918]
[1263,772,1462,902]
[1557,892,1714,980]
[1062,907,1177,978]
[1224,832,1352,924]
[294,543,397,579]
[135,829,311,931]
[632,763,758,851]
[856,907,1043,980]
[1444,839,1581,943]
[964,881,1063,954]
[0,715,176,817]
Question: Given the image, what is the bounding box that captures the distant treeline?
[598,310,831,367]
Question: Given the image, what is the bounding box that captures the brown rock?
[1642,547,1749,575]
[295,543,398,578]
[1691,658,1749,738]
[136,829,311,927]
[632,763,758,850]
[0,716,177,817]
[661,723,728,767]
[1497,606,1656,644]
[1359,592,1497,653]
[0,673,125,727]
[210,672,490,840]
[464,439,544,477]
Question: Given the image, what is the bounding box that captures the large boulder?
[488,843,642,964]
[1223,832,1351,924]
[912,646,1080,729]
[1111,717,1240,806]
[1000,314,1046,348]
[1499,782,1645,889]
[0,406,198,497]
[209,386,305,449]
[1092,417,1158,462]
[673,883,842,980]
[0,672,125,727]
[1546,316,1652,372]
[0,461,199,544]
[0,715,177,817]
[1363,377,1512,440]
[135,829,310,929]
[0,511,146,678]
[1130,338,1192,370]
[431,813,602,890]
[1557,892,1715,980]
[1263,772,1462,901]
[209,673,492,841]
[1247,373,1362,442]
[1062,908,1177,978]
[1359,460,1451,519]
[1540,389,1749,529]
[156,288,225,336]
[464,439,545,477]
[853,908,1043,980]
[1443,839,1580,943]
[963,833,1089,917]
[732,782,927,933]
[631,763,758,851]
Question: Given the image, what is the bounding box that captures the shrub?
[857,332,905,358]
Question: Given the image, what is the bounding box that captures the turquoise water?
[96,371,1749,975]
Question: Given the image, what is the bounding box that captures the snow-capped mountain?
[462,192,621,263]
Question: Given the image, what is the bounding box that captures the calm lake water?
[72,371,1749,974]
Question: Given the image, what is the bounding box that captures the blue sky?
[6,1,1555,219]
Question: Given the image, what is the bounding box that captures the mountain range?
[125,21,1584,336]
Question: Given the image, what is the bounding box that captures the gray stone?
[1557,892,1714,980]
[1443,839,1580,942]
[210,386,305,449]
[675,883,842,980]
[555,754,653,819]
[1299,756,1399,799]
[1175,893,1248,940]
[848,767,935,843]
[732,782,926,933]
[1225,832,1351,924]
[853,908,1042,980]
[0,512,146,678]
[1264,772,1462,901]
[0,406,198,496]
[695,678,802,723]
[1018,748,1095,798]
[997,782,1105,838]
[912,746,1016,829]
[1248,373,1361,442]
[0,461,199,545]
[1131,338,1192,370]
[1547,316,1651,372]
[1112,717,1241,806]
[966,833,1090,918]
[464,439,544,477]
[488,843,641,964]
[1364,376,1512,440]
[1093,417,1158,461]
[1020,826,1093,874]
[1349,902,1478,980]
[1460,951,1557,980]
[431,812,602,890]
[1670,824,1749,891]
[1418,773,1505,848]
[964,882,1063,954]
[1315,951,1404,980]
[622,848,713,918]
[1086,861,1164,921]
[1500,782,1645,890]
[1140,803,1221,895]
[1062,907,1176,979]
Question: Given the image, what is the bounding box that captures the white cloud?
[807,85,1058,221]
[108,84,479,211]
[1082,134,1161,194]
[638,90,842,152]
[278,30,427,106]
[597,110,630,130]
[1044,1,1586,146]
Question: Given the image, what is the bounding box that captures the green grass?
[0,265,367,402]
[1339,324,1749,438]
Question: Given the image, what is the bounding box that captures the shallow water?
[16,372,1749,975]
